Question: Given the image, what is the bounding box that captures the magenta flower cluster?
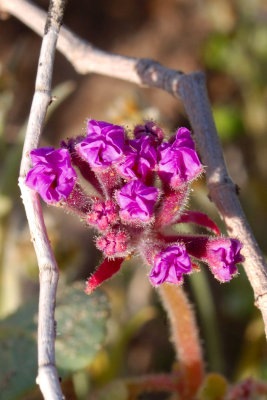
[25,119,244,292]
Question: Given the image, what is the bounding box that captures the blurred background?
[0,0,267,399]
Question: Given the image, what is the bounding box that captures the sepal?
[154,186,189,229]
[176,211,221,235]
[85,257,125,294]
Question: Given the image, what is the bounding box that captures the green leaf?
[55,284,110,374]
[0,329,37,400]
[0,317,37,399]
[203,34,230,70]
[0,283,110,399]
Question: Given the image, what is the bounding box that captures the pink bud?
[87,200,119,231]
[96,230,129,257]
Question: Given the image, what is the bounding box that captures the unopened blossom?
[158,127,202,188]
[117,136,157,181]
[116,179,159,223]
[25,147,77,204]
[76,119,125,169]
[149,244,192,286]
[87,200,119,231]
[96,230,128,257]
[133,121,164,143]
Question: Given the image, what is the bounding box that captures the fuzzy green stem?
[159,284,205,399]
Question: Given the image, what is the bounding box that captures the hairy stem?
[159,284,204,399]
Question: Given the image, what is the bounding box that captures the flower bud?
[96,230,129,257]
[133,121,164,143]
[87,200,119,231]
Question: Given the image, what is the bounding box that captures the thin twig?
[3,0,267,337]
[17,0,67,399]
[0,0,183,90]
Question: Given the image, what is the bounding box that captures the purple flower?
[76,120,125,169]
[117,136,157,181]
[25,147,77,204]
[149,244,192,286]
[172,127,196,149]
[116,180,159,223]
[158,127,202,188]
[206,238,244,282]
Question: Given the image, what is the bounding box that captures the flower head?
[25,147,77,204]
[158,127,202,188]
[116,179,159,223]
[25,120,244,293]
[149,244,192,286]
[76,119,125,169]
[206,238,244,282]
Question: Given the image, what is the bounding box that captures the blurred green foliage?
[0,285,109,399]
[212,105,243,142]
[204,0,267,141]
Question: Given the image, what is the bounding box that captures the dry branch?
[0,0,183,90]
[16,0,67,399]
[178,73,267,331]
[3,0,266,336]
